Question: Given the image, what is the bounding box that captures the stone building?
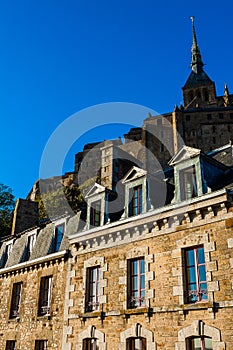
[0,213,72,350]
[1,18,233,350]
[61,143,233,350]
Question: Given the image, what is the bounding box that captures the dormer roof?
[85,183,106,198]
[121,166,147,184]
[169,146,201,166]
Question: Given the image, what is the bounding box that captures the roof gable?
[122,166,147,184]
[169,146,201,166]
[85,183,106,198]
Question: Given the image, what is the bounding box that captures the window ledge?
[81,311,103,319]
[123,307,149,316]
[37,314,51,321]
[8,317,20,323]
[182,301,213,311]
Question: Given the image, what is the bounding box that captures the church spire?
[190,16,204,73]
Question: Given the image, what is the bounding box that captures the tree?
[0,183,15,237]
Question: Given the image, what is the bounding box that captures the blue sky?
[1,0,233,199]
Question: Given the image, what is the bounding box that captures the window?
[184,246,207,303]
[82,338,99,350]
[85,266,100,312]
[219,113,224,119]
[186,336,212,350]
[180,165,198,200]
[189,91,194,102]
[27,233,37,259]
[4,243,13,266]
[129,185,142,217]
[54,224,64,252]
[90,200,101,227]
[127,258,145,308]
[9,282,22,318]
[5,341,16,350]
[186,115,190,121]
[204,89,209,101]
[38,276,52,316]
[207,114,212,120]
[35,340,48,350]
[126,337,147,350]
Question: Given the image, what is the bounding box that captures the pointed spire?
[190,16,204,73]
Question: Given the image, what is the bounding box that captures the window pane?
[140,259,145,273]
[187,267,196,283]
[197,247,205,264]
[140,275,145,289]
[199,265,207,282]
[186,249,195,266]
[205,337,213,350]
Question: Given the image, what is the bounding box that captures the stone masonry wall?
[63,194,233,349]
[0,256,67,350]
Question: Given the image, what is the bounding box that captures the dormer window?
[3,241,13,266]
[180,165,198,200]
[169,146,203,203]
[90,200,101,227]
[27,232,37,260]
[129,185,142,217]
[85,183,113,229]
[54,224,64,252]
[122,167,147,219]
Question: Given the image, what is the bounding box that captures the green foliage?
[0,183,15,237]
[36,177,97,220]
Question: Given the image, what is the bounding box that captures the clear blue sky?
[0,0,233,199]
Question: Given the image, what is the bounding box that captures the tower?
[182,17,217,108]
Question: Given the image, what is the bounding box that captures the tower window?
[204,89,209,101]
[186,115,190,121]
[189,91,194,102]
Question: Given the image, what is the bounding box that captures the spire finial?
[190,16,204,73]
